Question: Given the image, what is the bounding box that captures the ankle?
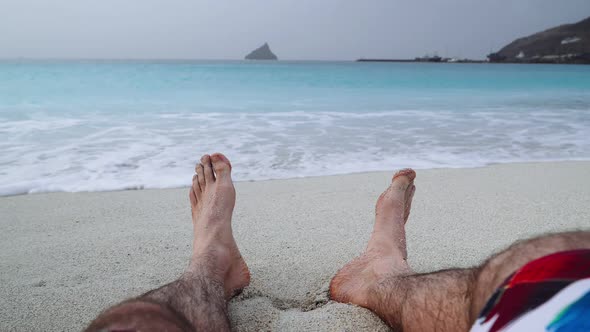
[187,244,231,280]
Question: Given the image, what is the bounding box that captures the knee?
[470,231,590,320]
[481,231,590,284]
[85,300,193,332]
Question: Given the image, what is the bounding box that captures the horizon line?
[0,57,488,63]
[0,57,356,62]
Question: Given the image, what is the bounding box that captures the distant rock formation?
[488,16,590,64]
[245,43,278,60]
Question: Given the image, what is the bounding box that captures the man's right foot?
[330,169,416,308]
[188,153,250,299]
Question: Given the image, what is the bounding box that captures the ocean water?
[1,60,589,196]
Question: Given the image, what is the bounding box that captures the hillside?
[488,17,590,64]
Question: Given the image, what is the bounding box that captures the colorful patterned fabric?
[470,249,590,332]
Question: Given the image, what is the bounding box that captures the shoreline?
[357,58,590,65]
[2,160,590,331]
[3,159,590,198]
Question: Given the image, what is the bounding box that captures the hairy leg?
[330,169,590,331]
[86,153,250,332]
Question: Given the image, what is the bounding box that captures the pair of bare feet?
[189,153,416,308]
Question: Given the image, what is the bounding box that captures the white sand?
[1,161,589,331]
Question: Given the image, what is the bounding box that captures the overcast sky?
[1,0,588,60]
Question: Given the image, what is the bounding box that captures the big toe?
[391,168,416,191]
[211,153,232,178]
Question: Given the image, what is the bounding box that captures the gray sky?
[1,0,589,60]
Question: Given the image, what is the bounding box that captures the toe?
[404,185,416,222]
[201,155,215,183]
[192,173,200,191]
[211,153,232,178]
[196,164,206,189]
[189,186,197,206]
[192,173,202,200]
[392,168,416,191]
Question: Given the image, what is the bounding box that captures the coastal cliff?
[245,43,278,60]
[488,16,590,64]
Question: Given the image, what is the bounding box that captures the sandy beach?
[1,161,589,331]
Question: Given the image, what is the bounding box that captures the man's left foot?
[188,153,250,299]
[330,169,416,308]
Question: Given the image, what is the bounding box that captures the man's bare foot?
[188,153,250,299]
[330,169,416,308]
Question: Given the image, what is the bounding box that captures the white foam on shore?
[1,109,589,196]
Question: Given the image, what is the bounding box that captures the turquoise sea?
[1,61,589,195]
